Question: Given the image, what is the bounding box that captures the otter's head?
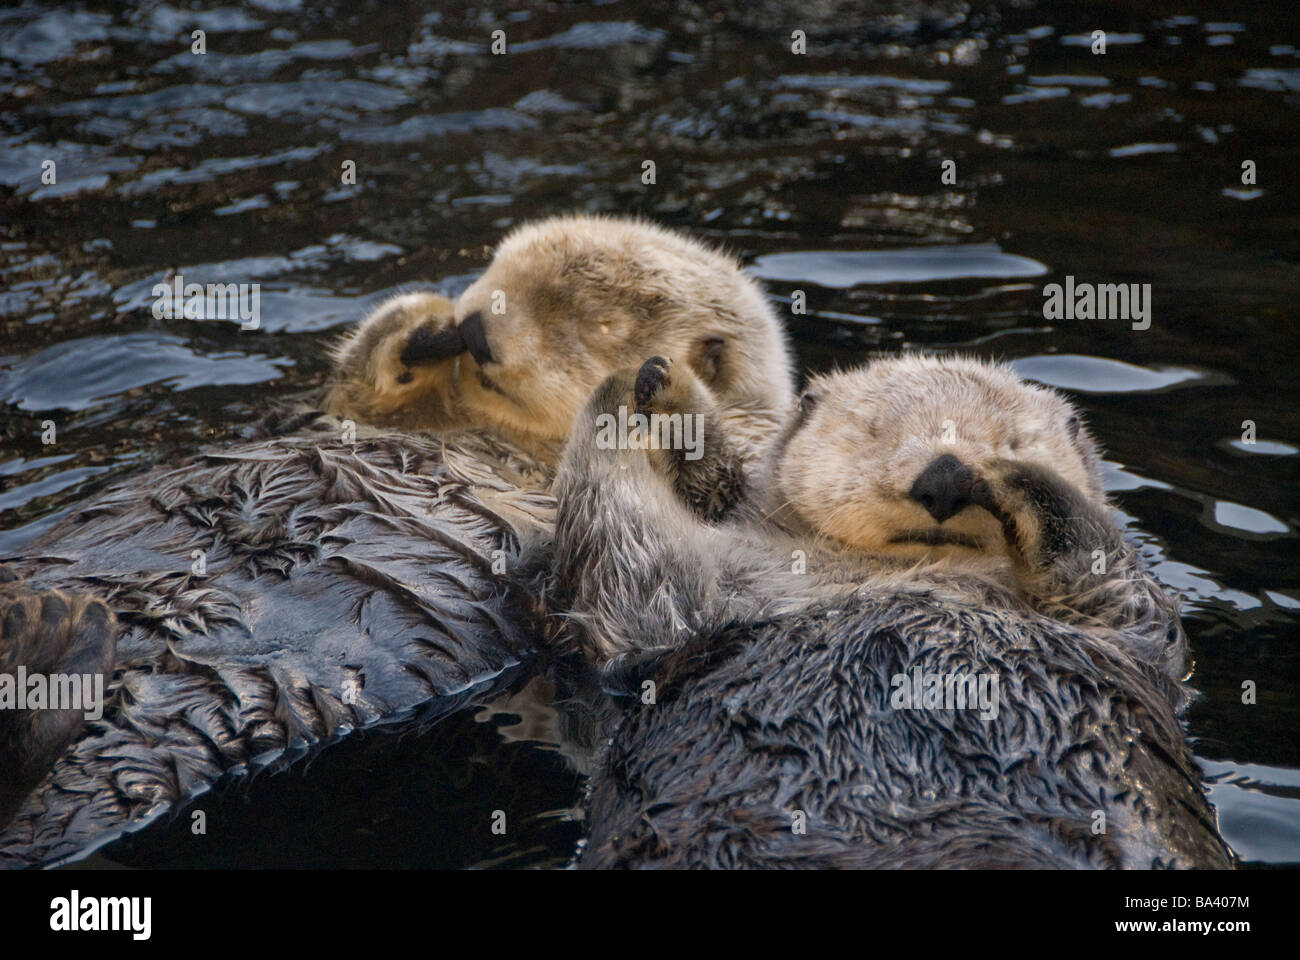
[770,355,1104,562]
[450,214,795,448]
[324,291,461,429]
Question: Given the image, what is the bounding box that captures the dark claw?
[967,475,997,514]
[399,324,467,367]
[634,356,671,416]
[968,473,1020,545]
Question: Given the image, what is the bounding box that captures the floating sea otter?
[0,214,794,867]
[547,354,1233,868]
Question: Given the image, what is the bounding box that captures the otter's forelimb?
[552,364,751,664]
[634,356,749,522]
[975,461,1186,678]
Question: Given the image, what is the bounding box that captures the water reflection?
[0,333,292,411]
[750,244,1047,286]
[1010,355,1209,394]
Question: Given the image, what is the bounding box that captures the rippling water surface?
[0,0,1296,868]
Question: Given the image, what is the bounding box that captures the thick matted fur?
[0,213,796,867]
[546,355,1232,869]
[0,427,546,867]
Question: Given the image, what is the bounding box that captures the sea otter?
[0,214,794,867]
[324,214,794,464]
[546,354,1233,869]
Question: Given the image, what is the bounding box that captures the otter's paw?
[0,587,118,828]
[969,461,1115,568]
[634,355,672,416]
[398,316,465,367]
[635,354,719,420]
[630,357,745,522]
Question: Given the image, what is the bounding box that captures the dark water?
[0,0,1296,868]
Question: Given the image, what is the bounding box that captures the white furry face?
[451,214,795,447]
[773,356,1104,561]
[453,264,631,444]
[327,215,794,451]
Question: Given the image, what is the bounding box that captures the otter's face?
[451,269,627,444]
[773,356,1103,562]
[450,231,761,446]
[334,215,793,450]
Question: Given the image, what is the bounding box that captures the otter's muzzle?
[909,454,977,524]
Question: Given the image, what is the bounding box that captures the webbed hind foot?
[0,582,118,829]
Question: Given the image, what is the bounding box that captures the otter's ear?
[1066,415,1081,441]
[399,324,466,367]
[789,390,821,430]
[1063,411,1105,496]
[689,335,726,384]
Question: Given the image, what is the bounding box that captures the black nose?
[460,310,494,366]
[909,454,976,524]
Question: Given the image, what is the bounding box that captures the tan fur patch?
[325,215,796,464]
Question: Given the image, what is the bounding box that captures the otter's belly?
[580,598,1232,870]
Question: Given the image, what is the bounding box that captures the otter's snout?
[909,454,977,523]
[460,310,494,367]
